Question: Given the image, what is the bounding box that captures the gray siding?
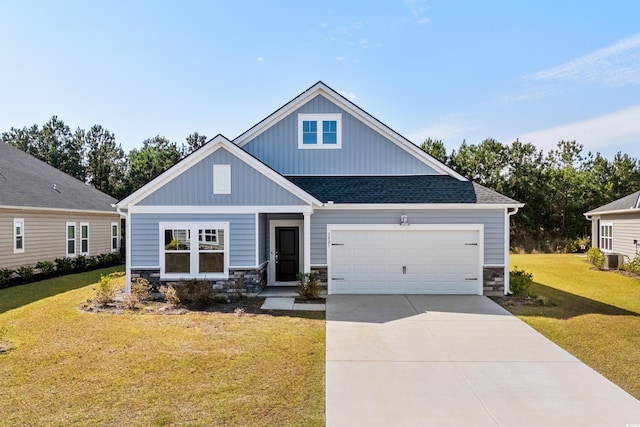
[310,209,505,265]
[138,148,307,206]
[0,209,120,270]
[242,95,438,175]
[259,213,268,264]
[594,213,640,260]
[130,213,256,267]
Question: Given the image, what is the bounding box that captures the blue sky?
[1,1,640,160]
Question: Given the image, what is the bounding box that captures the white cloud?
[337,90,358,101]
[515,105,640,154]
[526,33,640,86]
[335,56,345,61]
[405,0,431,24]
[418,17,431,25]
[407,113,478,145]
[257,57,263,62]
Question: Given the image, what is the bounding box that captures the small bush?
[174,280,217,306]
[16,266,34,282]
[160,285,181,307]
[587,247,605,270]
[0,268,14,286]
[93,275,116,306]
[74,255,88,271]
[620,255,640,274]
[509,267,533,297]
[35,261,55,276]
[297,272,320,300]
[131,277,152,303]
[55,257,75,273]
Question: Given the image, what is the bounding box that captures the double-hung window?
[13,218,24,254]
[600,223,613,253]
[111,222,119,252]
[66,222,76,257]
[160,222,229,279]
[80,223,89,255]
[298,114,342,149]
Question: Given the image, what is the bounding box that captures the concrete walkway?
[326,295,640,427]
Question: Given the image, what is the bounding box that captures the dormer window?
[298,114,342,149]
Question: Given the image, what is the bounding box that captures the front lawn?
[0,267,325,426]
[507,254,640,400]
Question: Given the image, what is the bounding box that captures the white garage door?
[329,228,481,295]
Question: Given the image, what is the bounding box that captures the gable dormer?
[236,82,464,179]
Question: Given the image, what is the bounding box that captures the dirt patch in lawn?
[489,294,554,308]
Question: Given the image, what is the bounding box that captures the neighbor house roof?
[584,190,640,216]
[286,175,520,205]
[0,142,117,213]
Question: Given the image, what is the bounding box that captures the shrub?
[174,280,217,306]
[16,266,34,282]
[160,285,181,307]
[620,255,640,274]
[297,272,320,300]
[509,267,533,297]
[93,274,116,306]
[74,255,88,271]
[0,268,14,286]
[35,261,55,276]
[587,247,605,270]
[55,257,75,273]
[131,277,152,303]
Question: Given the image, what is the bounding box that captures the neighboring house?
[584,190,640,262]
[0,142,121,270]
[117,82,523,296]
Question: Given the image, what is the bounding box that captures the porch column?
[303,212,311,274]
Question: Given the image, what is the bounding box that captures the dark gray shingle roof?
[286,175,519,204]
[0,142,117,212]
[585,190,640,215]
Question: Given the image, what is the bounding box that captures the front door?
[275,227,299,281]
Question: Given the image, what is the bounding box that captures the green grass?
[508,254,640,399]
[0,268,325,426]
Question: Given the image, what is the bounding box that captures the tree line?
[1,116,208,200]
[421,138,640,251]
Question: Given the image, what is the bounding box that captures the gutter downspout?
[504,207,520,295]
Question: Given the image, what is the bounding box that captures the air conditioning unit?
[604,253,623,270]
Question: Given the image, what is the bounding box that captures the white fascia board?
[233,82,467,181]
[327,223,484,232]
[117,135,321,209]
[129,205,315,214]
[0,205,119,216]
[584,208,640,217]
[317,203,524,210]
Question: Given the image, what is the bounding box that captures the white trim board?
[128,205,314,214]
[269,219,304,285]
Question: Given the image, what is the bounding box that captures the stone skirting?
[483,266,505,295]
[130,264,267,297]
[310,266,328,289]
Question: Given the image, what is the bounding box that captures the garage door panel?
[330,229,480,295]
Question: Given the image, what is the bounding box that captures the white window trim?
[297,113,342,149]
[80,222,90,256]
[13,218,24,254]
[111,222,119,252]
[213,164,231,194]
[600,222,613,253]
[66,222,77,258]
[159,222,229,280]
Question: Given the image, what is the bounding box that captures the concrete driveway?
[326,295,640,427]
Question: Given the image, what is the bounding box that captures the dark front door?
[275,227,299,281]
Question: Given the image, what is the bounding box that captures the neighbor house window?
[66,222,76,257]
[298,114,342,149]
[80,223,89,255]
[600,223,613,253]
[111,222,119,252]
[213,164,231,194]
[160,222,229,278]
[13,218,24,254]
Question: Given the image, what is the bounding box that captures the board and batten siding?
[137,148,308,206]
[310,209,505,266]
[0,210,119,270]
[242,95,438,176]
[130,213,257,268]
[593,213,640,260]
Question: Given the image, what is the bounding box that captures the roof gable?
[117,135,321,209]
[234,81,466,180]
[585,190,640,216]
[0,142,116,213]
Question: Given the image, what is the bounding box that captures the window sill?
[160,273,228,281]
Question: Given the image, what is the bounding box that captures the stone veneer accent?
[311,266,328,290]
[483,266,505,295]
[130,264,267,297]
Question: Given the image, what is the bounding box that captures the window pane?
[68,240,75,255]
[199,229,224,250]
[68,225,75,239]
[16,236,23,250]
[81,226,88,239]
[81,240,88,253]
[112,224,118,237]
[199,252,224,273]
[15,223,22,235]
[112,237,118,250]
[165,253,190,273]
[165,229,190,250]
[322,120,337,144]
[302,120,317,144]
